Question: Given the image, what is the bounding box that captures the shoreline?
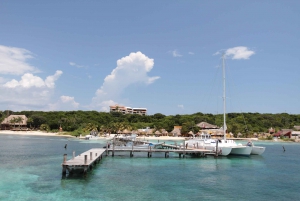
[0,130,74,137]
[0,130,297,143]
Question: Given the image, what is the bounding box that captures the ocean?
[0,134,299,201]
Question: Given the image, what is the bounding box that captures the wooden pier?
[106,142,213,158]
[107,148,212,158]
[62,148,106,176]
[61,144,215,176]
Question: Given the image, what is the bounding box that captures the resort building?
[1,115,28,130]
[109,104,147,115]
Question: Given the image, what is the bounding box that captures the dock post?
[62,165,67,175]
[62,154,67,175]
[165,152,169,158]
[90,152,92,160]
[215,140,219,157]
[112,138,115,157]
[183,141,186,158]
[83,166,88,175]
[149,146,152,157]
[63,154,67,163]
[106,142,108,156]
[72,151,75,159]
[131,144,134,157]
[84,155,87,164]
[179,153,181,158]
[197,142,199,149]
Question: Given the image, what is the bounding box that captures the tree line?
[0,110,299,137]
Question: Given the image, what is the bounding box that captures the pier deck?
[61,146,215,176]
[107,146,213,158]
[62,148,105,175]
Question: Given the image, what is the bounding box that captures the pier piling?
[84,155,87,164]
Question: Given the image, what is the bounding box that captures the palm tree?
[16,117,24,130]
[10,117,17,129]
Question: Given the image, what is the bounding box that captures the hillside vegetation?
[1,110,299,137]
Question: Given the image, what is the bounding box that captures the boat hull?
[230,146,252,156]
[203,146,232,156]
[251,146,265,155]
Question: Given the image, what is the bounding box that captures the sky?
[0,1,299,115]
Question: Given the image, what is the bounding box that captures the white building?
[109,105,147,115]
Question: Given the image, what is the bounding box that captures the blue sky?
[0,1,299,115]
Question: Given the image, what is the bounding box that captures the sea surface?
[0,134,299,201]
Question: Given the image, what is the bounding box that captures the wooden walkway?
[62,148,106,176]
[61,146,215,176]
[107,146,213,158]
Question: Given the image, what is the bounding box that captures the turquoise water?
[0,135,299,201]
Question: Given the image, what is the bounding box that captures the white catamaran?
[218,53,252,156]
[187,54,254,156]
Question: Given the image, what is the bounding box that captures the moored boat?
[246,141,265,155]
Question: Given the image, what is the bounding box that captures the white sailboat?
[186,53,260,156]
[219,53,252,156]
[185,134,232,156]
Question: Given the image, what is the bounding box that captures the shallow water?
[0,135,299,201]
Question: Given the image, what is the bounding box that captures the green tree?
[40,124,50,132]
[16,116,24,129]
[10,117,17,129]
[27,117,33,129]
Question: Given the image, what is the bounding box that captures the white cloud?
[60,96,79,108]
[0,45,38,75]
[45,71,63,88]
[188,52,194,55]
[46,96,80,111]
[69,62,85,68]
[213,51,220,56]
[225,46,255,60]
[3,70,62,89]
[91,51,160,111]
[171,49,182,57]
[0,71,63,110]
[178,104,184,109]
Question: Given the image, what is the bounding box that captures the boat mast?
[222,53,226,140]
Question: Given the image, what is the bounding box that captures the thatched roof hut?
[1,115,28,125]
[196,122,219,129]
[162,130,168,136]
[1,115,28,130]
[171,126,182,136]
[188,131,194,136]
[154,130,162,135]
[122,129,131,134]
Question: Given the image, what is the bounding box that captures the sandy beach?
[0,130,74,137]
